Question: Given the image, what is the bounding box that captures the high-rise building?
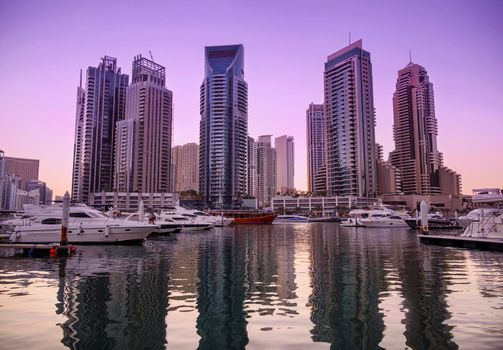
[26,180,53,205]
[247,136,257,197]
[3,156,39,190]
[72,56,129,203]
[306,103,325,193]
[324,40,377,197]
[389,62,446,195]
[114,55,173,193]
[199,44,248,208]
[71,70,85,201]
[256,135,276,208]
[275,135,294,194]
[172,143,199,193]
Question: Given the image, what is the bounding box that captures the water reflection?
[0,225,502,350]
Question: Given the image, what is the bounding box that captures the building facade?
[324,40,377,197]
[306,103,325,193]
[3,156,39,190]
[114,55,173,193]
[389,63,444,195]
[275,135,294,194]
[172,143,199,193]
[26,180,53,205]
[72,56,129,203]
[199,44,248,208]
[256,135,276,208]
[90,191,179,211]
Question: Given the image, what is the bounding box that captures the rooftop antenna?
[149,50,154,61]
[79,69,82,88]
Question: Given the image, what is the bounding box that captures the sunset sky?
[0,0,501,196]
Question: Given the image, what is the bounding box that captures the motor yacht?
[359,213,409,228]
[405,214,461,230]
[4,205,156,244]
[124,213,182,234]
[158,211,213,232]
[274,215,310,223]
[190,210,234,227]
[461,211,503,240]
[457,208,501,229]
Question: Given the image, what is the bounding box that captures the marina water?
[1,223,502,349]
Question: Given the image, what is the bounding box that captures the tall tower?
[306,103,325,193]
[275,135,294,194]
[199,45,248,208]
[247,136,257,197]
[324,40,377,197]
[72,56,129,203]
[114,55,173,193]
[389,63,443,194]
[256,135,276,208]
[172,143,199,192]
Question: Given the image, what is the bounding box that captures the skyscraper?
[389,63,444,195]
[172,143,199,193]
[324,39,377,197]
[247,136,257,198]
[275,135,294,194]
[114,55,173,193]
[306,103,325,193]
[199,44,248,208]
[72,56,129,203]
[256,135,276,208]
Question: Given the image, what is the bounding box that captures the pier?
[418,234,503,252]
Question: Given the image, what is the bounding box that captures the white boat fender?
[78,223,84,235]
[9,232,18,242]
[105,225,110,238]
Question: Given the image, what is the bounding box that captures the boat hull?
[405,218,461,230]
[360,220,409,228]
[233,214,277,224]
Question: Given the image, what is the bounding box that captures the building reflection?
[308,224,387,349]
[397,242,460,349]
[55,246,171,349]
[195,230,249,349]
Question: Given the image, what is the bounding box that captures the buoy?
[50,247,57,257]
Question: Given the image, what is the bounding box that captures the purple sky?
[1,0,502,196]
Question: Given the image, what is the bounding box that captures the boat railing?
[463,215,496,238]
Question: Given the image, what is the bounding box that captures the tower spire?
[409,49,412,64]
[349,32,351,45]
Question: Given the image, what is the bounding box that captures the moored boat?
[274,215,309,223]
[405,214,461,230]
[217,211,277,224]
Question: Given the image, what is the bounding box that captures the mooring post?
[139,200,145,222]
[420,200,429,233]
[60,191,70,246]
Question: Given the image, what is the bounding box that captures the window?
[70,212,92,218]
[41,218,62,225]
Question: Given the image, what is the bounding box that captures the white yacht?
[158,211,213,232]
[274,215,310,223]
[190,210,234,227]
[461,211,503,240]
[124,213,182,234]
[457,208,501,229]
[4,205,156,244]
[359,213,409,228]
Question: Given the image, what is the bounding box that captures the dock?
[418,234,503,252]
[0,243,77,257]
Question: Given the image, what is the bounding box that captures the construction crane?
[149,51,154,61]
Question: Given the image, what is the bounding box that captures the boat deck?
[418,234,503,252]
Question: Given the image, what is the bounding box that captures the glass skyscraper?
[199,45,248,208]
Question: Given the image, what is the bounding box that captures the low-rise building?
[90,192,180,211]
[271,195,379,215]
